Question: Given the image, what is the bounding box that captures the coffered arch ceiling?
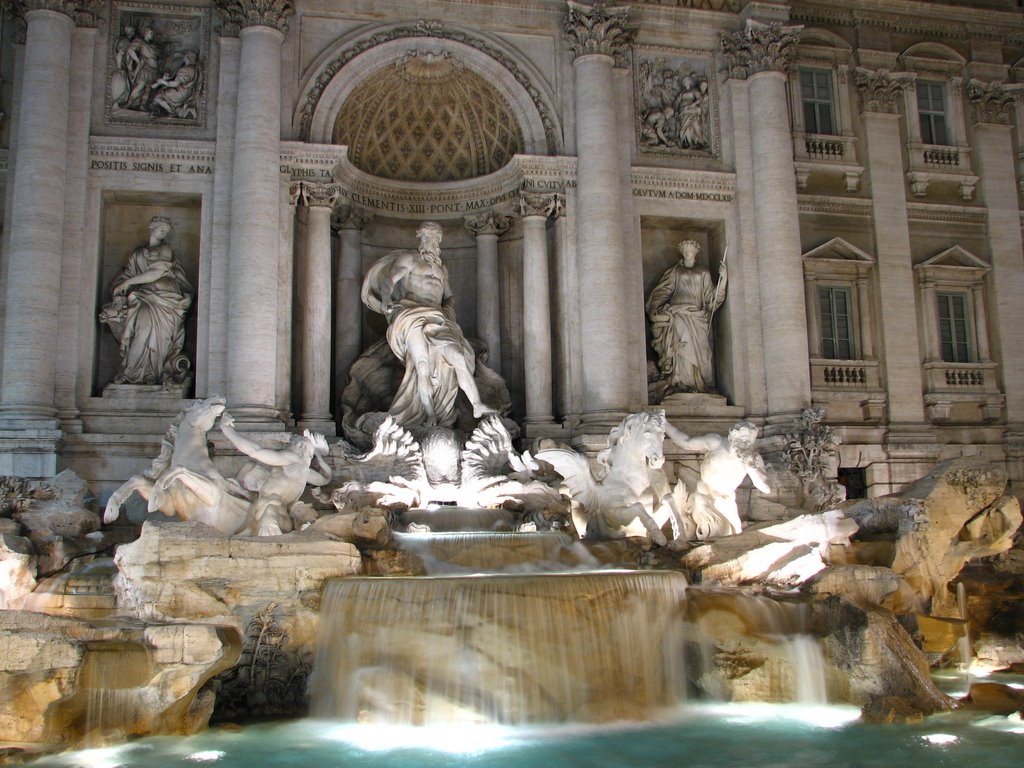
[297,25,560,182]
[332,51,524,182]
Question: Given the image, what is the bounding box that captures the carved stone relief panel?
[105,1,210,129]
[634,48,719,158]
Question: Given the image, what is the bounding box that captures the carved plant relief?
[635,50,717,156]
[106,2,209,128]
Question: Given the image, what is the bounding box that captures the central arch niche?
[333,51,524,182]
[298,28,559,160]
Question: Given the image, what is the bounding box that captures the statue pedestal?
[660,392,745,432]
[101,382,191,402]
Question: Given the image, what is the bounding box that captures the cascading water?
[309,570,690,725]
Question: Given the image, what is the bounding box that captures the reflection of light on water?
[322,723,520,754]
[67,745,132,768]
[923,733,959,745]
[696,702,861,730]
[186,751,226,763]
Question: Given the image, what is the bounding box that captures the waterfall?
[309,571,690,725]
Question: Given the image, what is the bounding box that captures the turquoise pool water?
[24,703,1024,768]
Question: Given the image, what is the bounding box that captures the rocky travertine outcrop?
[844,459,1021,616]
[819,595,953,722]
[0,610,238,748]
[113,520,362,651]
[0,533,37,610]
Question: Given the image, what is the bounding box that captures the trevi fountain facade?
[1,0,1024,765]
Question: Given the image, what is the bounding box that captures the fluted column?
[464,211,512,375]
[967,80,1024,421]
[294,181,338,434]
[0,1,99,431]
[564,1,637,421]
[854,68,930,427]
[216,0,293,425]
[516,193,557,426]
[331,204,372,414]
[722,21,809,419]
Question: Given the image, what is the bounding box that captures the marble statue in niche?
[637,55,712,153]
[647,239,727,398]
[99,215,193,389]
[361,221,496,429]
[107,4,207,126]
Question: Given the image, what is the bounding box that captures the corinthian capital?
[515,192,557,219]
[215,0,294,37]
[853,67,915,115]
[296,181,340,209]
[967,79,1024,126]
[720,20,802,79]
[330,204,373,233]
[564,1,637,64]
[465,211,513,238]
[9,0,101,36]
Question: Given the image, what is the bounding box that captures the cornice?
[790,1,1024,45]
[797,195,873,217]
[89,137,216,164]
[906,201,988,226]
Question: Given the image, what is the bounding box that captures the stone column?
[331,203,372,416]
[216,0,294,425]
[0,1,99,475]
[295,181,339,434]
[515,193,556,427]
[0,2,98,427]
[564,1,638,422]
[464,211,512,375]
[855,67,936,477]
[721,21,809,421]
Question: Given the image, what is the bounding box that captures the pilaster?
[968,80,1024,435]
[855,67,935,456]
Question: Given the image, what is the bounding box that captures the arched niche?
[294,23,561,161]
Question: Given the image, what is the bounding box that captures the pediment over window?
[918,245,989,271]
[803,237,874,262]
[803,238,874,278]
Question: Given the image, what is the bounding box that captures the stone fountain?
[2,223,1023,757]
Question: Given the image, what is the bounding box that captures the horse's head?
[606,411,666,471]
[183,395,227,431]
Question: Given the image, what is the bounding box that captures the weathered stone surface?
[845,459,1021,616]
[114,520,362,652]
[311,509,391,549]
[682,509,857,587]
[818,595,953,720]
[12,470,100,542]
[963,681,1024,715]
[683,589,825,704]
[0,610,237,748]
[0,533,37,609]
[807,565,903,606]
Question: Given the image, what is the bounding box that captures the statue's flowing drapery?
[115,247,193,384]
[647,265,722,393]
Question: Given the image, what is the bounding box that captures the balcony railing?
[793,132,862,192]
